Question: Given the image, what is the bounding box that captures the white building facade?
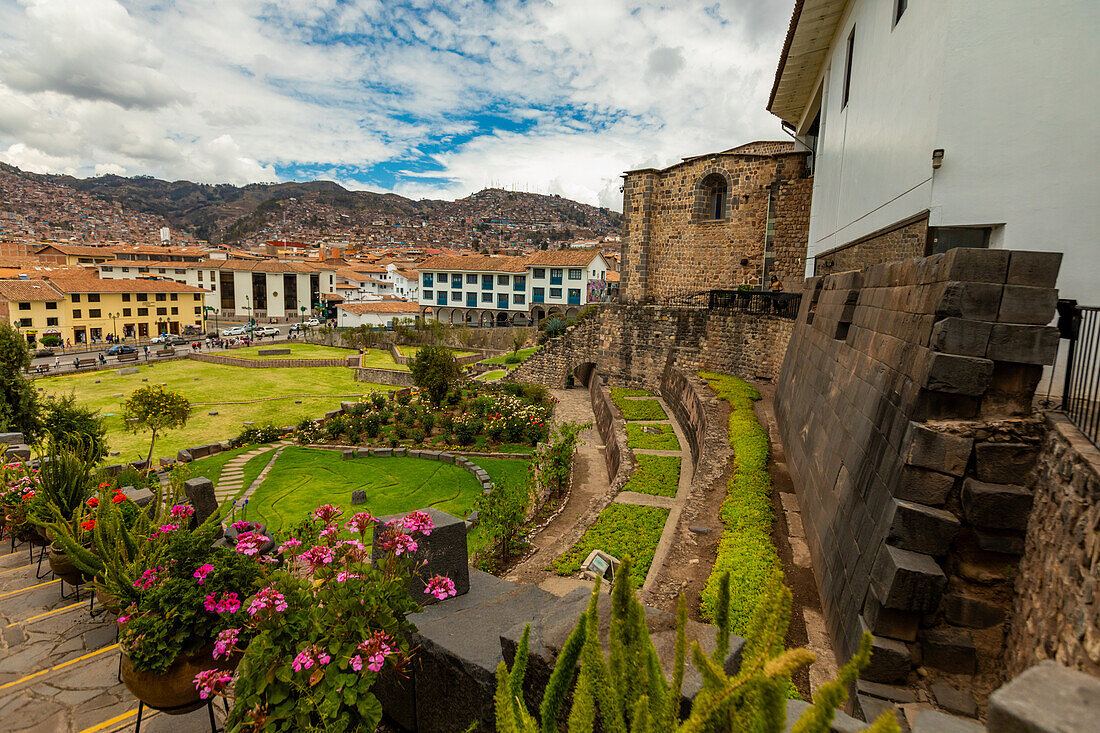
[769,0,1100,306]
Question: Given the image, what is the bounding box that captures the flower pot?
[120,645,238,714]
[31,526,50,546]
[48,543,93,586]
[94,585,122,615]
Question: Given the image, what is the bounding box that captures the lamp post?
[109,312,119,342]
[244,295,252,331]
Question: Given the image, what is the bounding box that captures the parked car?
[163,335,187,346]
[222,326,246,336]
[288,323,303,333]
[255,326,280,337]
[106,345,137,356]
[304,318,321,327]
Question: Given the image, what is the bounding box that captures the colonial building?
[768,0,1097,305]
[619,141,812,304]
[415,251,609,326]
[335,300,420,329]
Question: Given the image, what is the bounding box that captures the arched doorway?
[480,311,494,328]
[495,312,509,327]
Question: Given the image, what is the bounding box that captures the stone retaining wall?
[1005,411,1100,679]
[188,352,353,368]
[509,304,794,389]
[660,356,708,467]
[389,343,494,366]
[773,248,1063,693]
[588,371,633,489]
[356,367,417,386]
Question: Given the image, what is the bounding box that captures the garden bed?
[553,504,669,588]
[612,397,667,421]
[625,423,680,451]
[621,455,680,497]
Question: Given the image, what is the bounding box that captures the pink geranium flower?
[344,511,376,535]
[193,669,232,699]
[213,627,240,660]
[170,504,195,519]
[292,644,332,672]
[424,575,457,601]
[204,592,241,614]
[300,545,335,571]
[247,586,289,616]
[401,510,434,536]
[193,563,214,585]
[234,531,264,557]
[311,504,343,523]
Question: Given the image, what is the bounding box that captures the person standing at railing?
[769,275,784,293]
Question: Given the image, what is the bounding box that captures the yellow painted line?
[0,643,119,691]
[0,578,58,599]
[0,562,32,576]
[0,550,24,559]
[6,601,83,628]
[79,708,138,733]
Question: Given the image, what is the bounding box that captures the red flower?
[80,519,96,531]
[112,493,127,504]
[98,482,111,489]
[87,497,99,508]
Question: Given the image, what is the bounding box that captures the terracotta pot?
[31,525,50,546]
[94,584,123,615]
[120,645,238,714]
[48,543,93,586]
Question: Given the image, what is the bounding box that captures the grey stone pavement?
[0,541,225,732]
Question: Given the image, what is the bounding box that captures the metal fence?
[1061,301,1100,447]
[663,289,802,319]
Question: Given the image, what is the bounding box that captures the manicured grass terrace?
[554,504,669,588]
[625,423,680,451]
[223,343,356,361]
[622,454,681,497]
[478,346,539,366]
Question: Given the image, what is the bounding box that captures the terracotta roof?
[45,275,208,294]
[0,279,63,301]
[415,254,528,273]
[526,250,603,267]
[34,244,119,257]
[604,271,621,282]
[206,260,331,273]
[99,259,192,269]
[337,301,420,314]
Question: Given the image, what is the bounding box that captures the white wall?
[802,0,1100,304]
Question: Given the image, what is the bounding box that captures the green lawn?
[37,360,394,462]
[625,423,680,451]
[183,445,253,486]
[245,448,483,539]
[360,349,410,371]
[223,344,355,361]
[554,504,669,588]
[476,370,507,381]
[397,345,476,359]
[479,347,539,366]
[471,457,531,489]
[610,387,654,399]
[613,397,667,421]
[622,455,681,497]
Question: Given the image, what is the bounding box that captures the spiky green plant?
[496,561,900,733]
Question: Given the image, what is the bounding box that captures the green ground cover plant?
[244,447,484,543]
[476,369,507,381]
[479,346,539,366]
[554,504,669,588]
[36,360,393,461]
[622,454,681,497]
[224,343,355,361]
[610,387,654,398]
[697,372,781,638]
[613,396,668,421]
[625,423,680,451]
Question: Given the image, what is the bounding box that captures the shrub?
[396,392,412,406]
[233,424,283,447]
[325,416,347,441]
[409,344,461,407]
[378,408,392,425]
[41,392,109,462]
[0,322,39,440]
[697,372,780,637]
[295,420,323,445]
[39,334,61,347]
[623,455,681,497]
[542,316,567,339]
[394,423,408,440]
[446,389,461,406]
[553,504,668,588]
[476,476,531,567]
[504,353,521,364]
[420,412,436,434]
[370,393,386,410]
[122,385,191,468]
[471,394,494,417]
[349,401,370,417]
[411,428,425,444]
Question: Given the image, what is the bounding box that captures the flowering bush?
[1,459,41,538]
[222,507,452,732]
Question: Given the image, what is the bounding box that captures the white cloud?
[0,0,793,210]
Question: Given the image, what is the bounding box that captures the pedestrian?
[143,345,150,360]
[54,356,60,369]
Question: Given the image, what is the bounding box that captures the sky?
[0,0,793,210]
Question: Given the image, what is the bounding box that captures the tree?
[122,385,191,468]
[0,322,40,440]
[511,328,528,356]
[477,477,531,567]
[41,393,108,462]
[409,344,461,407]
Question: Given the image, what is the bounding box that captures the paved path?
[214,441,292,505]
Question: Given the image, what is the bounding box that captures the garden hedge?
[697,372,782,638]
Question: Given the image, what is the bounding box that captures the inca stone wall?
[773,248,1063,698]
[509,304,795,390]
[814,215,930,277]
[587,370,633,489]
[621,145,811,303]
[1005,411,1100,679]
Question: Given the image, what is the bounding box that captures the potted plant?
[27,441,95,569]
[1,460,40,542]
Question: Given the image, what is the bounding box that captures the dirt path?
[506,387,611,592]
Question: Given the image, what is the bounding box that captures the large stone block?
[942,593,1005,629]
[886,500,960,556]
[870,545,947,612]
[1006,250,1062,289]
[986,324,1059,364]
[863,595,920,642]
[785,700,867,732]
[934,282,1003,321]
[973,442,1039,484]
[0,432,24,445]
[895,466,956,506]
[911,709,984,733]
[904,423,974,477]
[176,449,193,463]
[929,318,992,357]
[371,507,469,605]
[121,485,154,508]
[920,627,976,674]
[961,478,1033,530]
[857,618,912,684]
[998,285,1058,324]
[939,246,1010,284]
[183,477,218,527]
[920,352,994,396]
[988,660,1100,733]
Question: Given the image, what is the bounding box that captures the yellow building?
[0,276,209,345]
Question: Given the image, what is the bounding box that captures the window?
[550,288,562,299]
[17,302,30,311]
[466,274,478,284]
[497,274,509,285]
[45,302,57,310]
[698,173,727,220]
[193,294,200,301]
[497,294,509,309]
[467,292,477,307]
[424,289,433,300]
[194,307,202,315]
[550,268,563,285]
[482,274,493,290]
[533,268,545,279]
[451,274,462,288]
[46,317,58,327]
[568,268,582,280]
[568,288,581,305]
[927,226,993,256]
[138,308,148,316]
[513,294,525,305]
[72,309,81,319]
[156,307,167,316]
[451,291,461,301]
[122,293,131,302]
[842,28,854,108]
[171,307,178,315]
[422,273,433,287]
[123,308,132,317]
[71,294,80,303]
[170,293,178,301]
[894,0,907,25]
[89,309,101,318]
[533,287,545,303]
[198,271,203,281]
[17,318,31,327]
[158,268,166,274]
[482,292,492,303]
[122,267,129,273]
[513,275,526,291]
[137,294,147,302]
[156,293,166,302]
[102,266,113,272]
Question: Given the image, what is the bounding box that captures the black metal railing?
[662,289,802,319]
[1061,301,1100,447]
